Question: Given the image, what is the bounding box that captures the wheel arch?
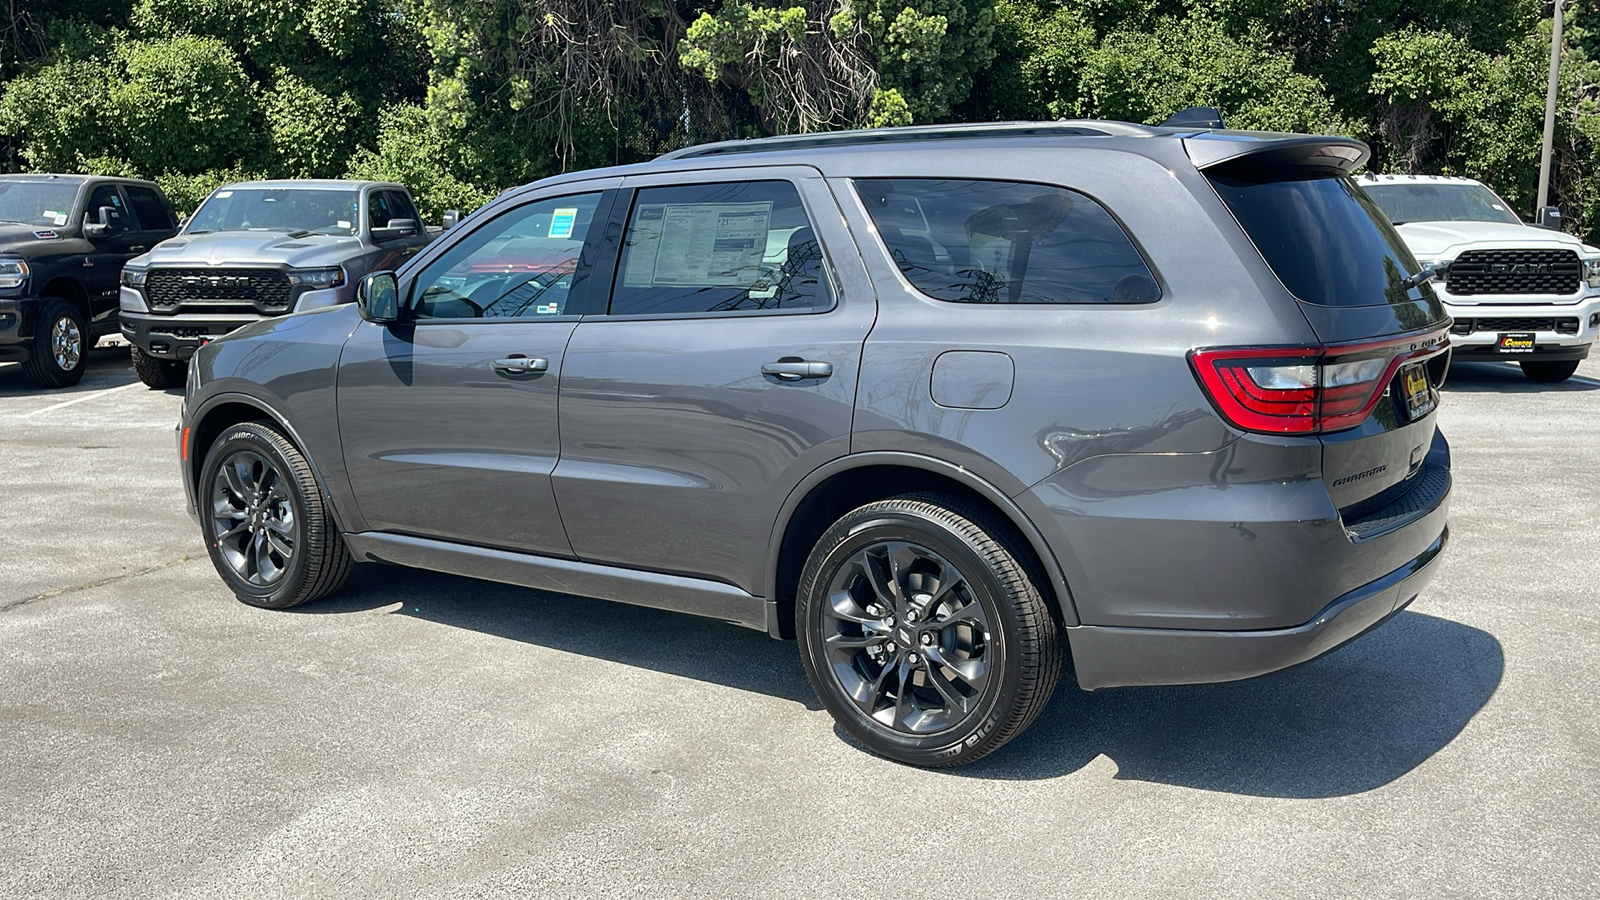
[187,393,346,529]
[39,276,91,323]
[765,453,1080,639]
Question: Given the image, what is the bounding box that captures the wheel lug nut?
[920,633,933,646]
[885,642,897,654]
[908,652,920,665]
[884,615,895,627]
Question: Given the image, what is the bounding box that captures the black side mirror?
[358,271,403,324]
[372,218,420,240]
[441,209,461,230]
[1536,206,1563,230]
[83,205,119,237]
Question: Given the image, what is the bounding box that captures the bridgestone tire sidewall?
[797,508,1029,766]
[200,425,317,609]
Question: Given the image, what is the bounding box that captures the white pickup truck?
[1358,174,1600,382]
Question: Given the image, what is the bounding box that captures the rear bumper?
[121,310,264,360]
[1068,527,1447,690]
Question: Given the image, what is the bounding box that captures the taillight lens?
[1191,337,1446,434]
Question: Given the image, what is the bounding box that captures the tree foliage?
[2,0,1600,240]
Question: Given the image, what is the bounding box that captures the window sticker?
[536,303,559,315]
[44,210,67,226]
[548,207,579,239]
[337,220,351,229]
[216,190,233,199]
[623,201,773,287]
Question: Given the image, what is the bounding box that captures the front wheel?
[1520,359,1581,383]
[199,421,352,609]
[796,494,1063,767]
[131,345,187,389]
[20,298,88,388]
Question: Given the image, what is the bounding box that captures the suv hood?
[139,230,361,269]
[1394,220,1598,260]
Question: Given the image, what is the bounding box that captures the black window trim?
[591,175,841,321]
[849,175,1166,307]
[400,187,619,325]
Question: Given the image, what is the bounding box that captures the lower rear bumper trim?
[1066,527,1448,690]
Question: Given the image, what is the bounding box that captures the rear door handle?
[761,359,833,381]
[492,356,549,375]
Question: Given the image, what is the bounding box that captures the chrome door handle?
[761,359,833,381]
[129,245,147,253]
[492,356,549,375]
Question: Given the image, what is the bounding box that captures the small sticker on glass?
[216,190,233,199]
[549,208,579,239]
[337,220,351,229]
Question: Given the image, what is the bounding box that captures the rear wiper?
[1400,264,1445,292]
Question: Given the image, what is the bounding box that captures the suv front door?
[551,167,876,595]
[337,181,619,556]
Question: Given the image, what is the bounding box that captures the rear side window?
[610,180,830,316]
[855,178,1160,304]
[1208,171,1427,308]
[125,186,175,231]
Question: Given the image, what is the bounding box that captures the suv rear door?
[337,179,619,556]
[550,166,876,595]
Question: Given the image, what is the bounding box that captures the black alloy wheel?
[21,297,88,388]
[797,493,1063,767]
[199,421,352,609]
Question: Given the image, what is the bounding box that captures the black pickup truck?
[0,174,180,388]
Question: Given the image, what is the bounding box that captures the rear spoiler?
[1183,134,1371,177]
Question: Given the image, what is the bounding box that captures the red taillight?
[1191,334,1448,435]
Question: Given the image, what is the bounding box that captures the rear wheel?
[199,421,352,609]
[796,493,1062,767]
[131,345,187,389]
[1520,359,1581,383]
[20,298,87,388]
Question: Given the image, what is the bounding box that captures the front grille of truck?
[145,268,294,314]
[1450,317,1579,334]
[1445,249,1581,296]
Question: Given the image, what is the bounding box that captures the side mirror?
[1536,206,1563,230]
[357,271,402,324]
[372,218,420,240]
[441,209,461,230]
[84,205,119,237]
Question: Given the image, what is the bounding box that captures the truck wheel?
[20,298,88,388]
[796,493,1063,767]
[1520,359,1581,383]
[131,345,187,389]
[199,421,353,609]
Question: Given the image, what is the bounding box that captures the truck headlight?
[121,265,147,288]
[1584,258,1600,289]
[0,258,29,290]
[286,267,346,289]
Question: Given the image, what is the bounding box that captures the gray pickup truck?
[119,179,435,387]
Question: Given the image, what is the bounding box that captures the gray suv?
[177,122,1452,767]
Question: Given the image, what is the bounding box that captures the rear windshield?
[187,187,360,236]
[1207,172,1429,308]
[1361,182,1521,226]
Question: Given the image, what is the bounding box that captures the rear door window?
[854,178,1160,304]
[609,180,831,316]
[124,186,175,231]
[1207,172,1427,307]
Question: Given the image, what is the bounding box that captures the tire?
[20,298,88,388]
[1520,359,1581,383]
[199,421,352,609]
[131,344,187,389]
[796,493,1063,767]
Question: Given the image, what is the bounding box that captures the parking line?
[21,381,145,418]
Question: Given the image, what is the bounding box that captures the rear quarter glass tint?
[1208,171,1430,308]
[854,178,1160,304]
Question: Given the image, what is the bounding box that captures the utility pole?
[1537,0,1568,213]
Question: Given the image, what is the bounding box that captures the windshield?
[0,181,79,227]
[1209,171,1432,308]
[186,187,360,235]
[1361,182,1521,226]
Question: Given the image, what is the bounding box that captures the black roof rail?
[656,120,1162,161]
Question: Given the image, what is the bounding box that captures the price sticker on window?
[549,208,578,239]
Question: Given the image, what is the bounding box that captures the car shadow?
[1443,360,1600,392]
[0,344,140,396]
[308,564,1499,797]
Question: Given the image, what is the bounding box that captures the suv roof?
[214,179,403,192]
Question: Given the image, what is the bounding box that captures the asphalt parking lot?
[2,341,1598,898]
